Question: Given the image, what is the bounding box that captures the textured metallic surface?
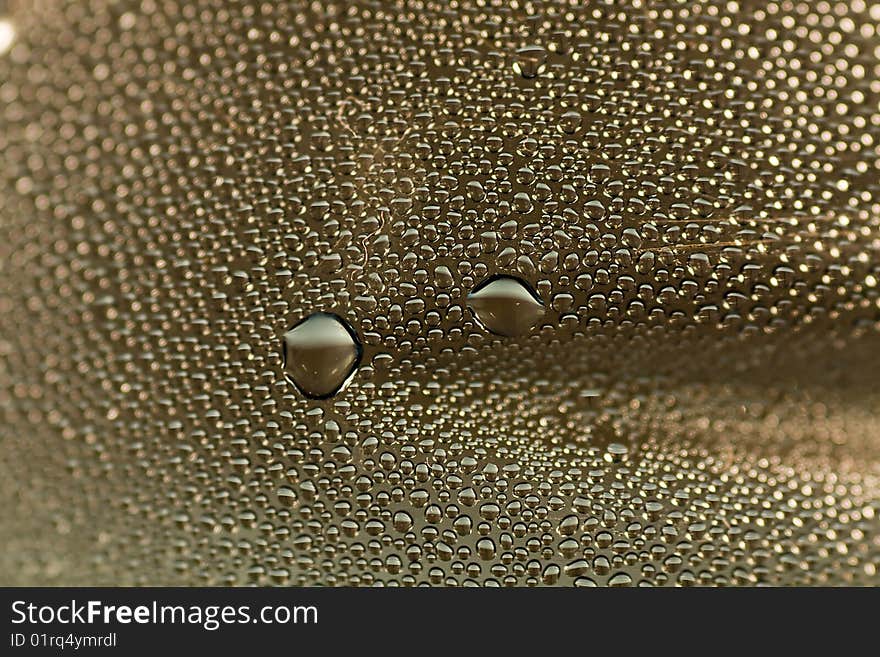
[0,0,879,585]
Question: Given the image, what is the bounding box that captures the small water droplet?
[513,46,546,79]
[604,443,629,463]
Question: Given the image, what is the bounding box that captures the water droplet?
[281,313,361,399]
[604,443,629,463]
[467,276,545,337]
[608,572,633,587]
[513,46,546,79]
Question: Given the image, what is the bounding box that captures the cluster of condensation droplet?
[1,0,880,586]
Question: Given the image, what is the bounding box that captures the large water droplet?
[281,313,361,398]
[467,276,545,337]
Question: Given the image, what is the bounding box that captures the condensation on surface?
[0,0,879,586]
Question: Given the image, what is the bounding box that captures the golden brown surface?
[0,0,879,585]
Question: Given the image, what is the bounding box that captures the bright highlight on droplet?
[0,20,15,55]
